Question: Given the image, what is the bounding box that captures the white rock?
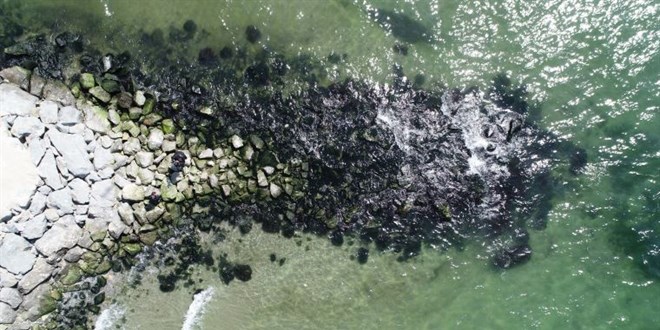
[108,216,128,239]
[117,203,135,225]
[0,233,36,275]
[68,178,90,204]
[0,287,22,309]
[17,257,52,294]
[198,148,213,159]
[257,170,268,187]
[28,192,47,215]
[82,104,111,134]
[38,100,59,124]
[47,129,94,177]
[58,106,81,125]
[161,140,176,152]
[229,135,244,149]
[136,151,154,168]
[89,179,117,209]
[0,302,16,324]
[138,167,155,184]
[10,116,45,138]
[27,138,48,166]
[113,153,129,169]
[37,150,64,190]
[147,129,164,150]
[0,268,18,287]
[98,167,114,179]
[34,215,81,257]
[0,83,38,117]
[47,188,74,215]
[43,209,59,222]
[93,146,114,170]
[123,137,141,155]
[270,183,283,198]
[134,90,146,106]
[19,214,47,240]
[122,183,145,202]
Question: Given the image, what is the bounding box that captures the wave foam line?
[182,287,216,330]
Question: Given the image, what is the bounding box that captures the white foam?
[94,304,126,330]
[181,287,216,330]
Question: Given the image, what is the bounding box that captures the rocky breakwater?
[0,66,284,328]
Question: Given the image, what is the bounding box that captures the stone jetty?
[0,66,291,328]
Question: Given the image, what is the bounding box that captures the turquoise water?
[4,0,660,328]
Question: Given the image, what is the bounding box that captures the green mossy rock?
[38,296,58,317]
[79,73,95,89]
[143,98,155,115]
[161,182,179,202]
[60,266,83,285]
[161,118,176,134]
[123,243,142,256]
[100,78,120,94]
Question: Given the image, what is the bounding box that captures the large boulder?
[34,216,82,257]
[0,83,38,117]
[37,150,64,190]
[0,233,36,275]
[10,116,45,138]
[17,257,53,294]
[47,129,94,177]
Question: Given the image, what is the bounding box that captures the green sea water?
[4,0,659,329]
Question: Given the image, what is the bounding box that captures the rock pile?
[0,66,289,327]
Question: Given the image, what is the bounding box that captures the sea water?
[3,0,658,329]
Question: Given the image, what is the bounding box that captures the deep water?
[2,0,658,329]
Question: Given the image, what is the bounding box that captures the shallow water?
[3,0,659,328]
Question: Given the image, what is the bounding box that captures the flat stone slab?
[47,129,94,178]
[0,124,39,218]
[0,83,38,117]
[34,215,82,257]
[0,233,36,275]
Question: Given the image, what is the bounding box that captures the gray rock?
[161,140,177,152]
[89,179,117,217]
[132,203,147,224]
[42,80,75,106]
[30,72,46,96]
[147,129,164,150]
[64,246,84,263]
[270,183,283,198]
[17,257,52,294]
[108,216,128,239]
[0,287,22,309]
[38,100,59,124]
[28,138,48,166]
[89,86,110,103]
[82,104,111,133]
[0,83,38,117]
[123,137,141,156]
[229,135,244,149]
[117,203,135,225]
[34,215,81,257]
[98,167,114,179]
[68,178,90,204]
[20,281,49,321]
[98,135,113,148]
[55,156,72,181]
[138,167,155,185]
[47,129,94,178]
[37,150,64,190]
[0,234,36,275]
[47,188,74,215]
[93,146,114,170]
[0,66,30,88]
[135,151,154,168]
[19,214,47,240]
[108,109,120,125]
[198,148,213,159]
[43,209,59,222]
[0,302,16,324]
[257,170,268,187]
[134,90,146,106]
[28,193,47,215]
[145,206,164,223]
[58,106,81,125]
[0,268,18,287]
[122,183,145,202]
[10,116,45,138]
[113,153,130,169]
